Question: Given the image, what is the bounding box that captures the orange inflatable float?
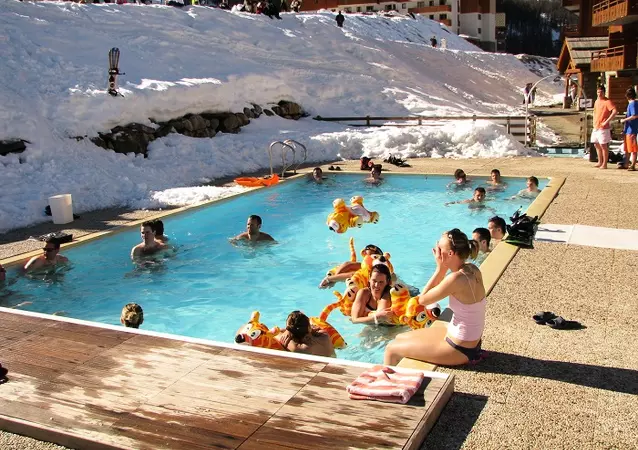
[234,174,280,187]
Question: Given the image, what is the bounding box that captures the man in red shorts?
[591,85,617,169]
[620,88,638,171]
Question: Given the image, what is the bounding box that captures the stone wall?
[90,100,305,157]
[1,101,304,159]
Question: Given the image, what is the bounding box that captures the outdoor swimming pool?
[1,174,545,363]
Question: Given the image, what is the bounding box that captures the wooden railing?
[439,18,452,26]
[592,0,638,26]
[408,5,451,14]
[313,115,537,146]
[590,44,637,71]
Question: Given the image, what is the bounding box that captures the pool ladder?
[268,140,307,178]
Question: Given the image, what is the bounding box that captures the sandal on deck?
[546,316,584,330]
[532,311,556,325]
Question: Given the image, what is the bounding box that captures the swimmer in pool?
[365,164,384,184]
[131,221,171,259]
[510,176,542,199]
[350,264,396,325]
[447,168,472,188]
[445,187,491,210]
[151,219,169,243]
[121,303,144,329]
[232,215,275,243]
[486,169,507,191]
[24,237,70,273]
[275,311,335,357]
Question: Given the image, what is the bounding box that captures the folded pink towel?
[346,365,425,404]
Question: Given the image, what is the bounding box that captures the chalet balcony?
[563,0,580,12]
[408,5,452,14]
[592,0,638,26]
[590,44,637,72]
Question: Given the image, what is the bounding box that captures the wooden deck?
[0,310,454,450]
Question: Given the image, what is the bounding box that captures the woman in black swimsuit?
[350,264,396,325]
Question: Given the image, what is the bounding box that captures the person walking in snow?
[336,11,345,28]
[430,35,438,47]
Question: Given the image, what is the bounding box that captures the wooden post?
[418,118,422,125]
[366,115,371,126]
[506,117,511,134]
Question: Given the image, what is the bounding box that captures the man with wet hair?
[487,216,507,249]
[233,215,275,242]
[131,221,170,259]
[24,237,69,272]
[151,219,169,243]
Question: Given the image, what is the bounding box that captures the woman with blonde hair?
[384,228,486,366]
[120,303,144,329]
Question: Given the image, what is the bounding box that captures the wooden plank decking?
[0,310,454,450]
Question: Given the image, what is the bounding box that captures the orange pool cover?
[234,173,280,187]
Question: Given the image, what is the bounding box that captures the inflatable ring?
[234,174,280,187]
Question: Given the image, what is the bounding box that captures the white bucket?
[48,194,74,225]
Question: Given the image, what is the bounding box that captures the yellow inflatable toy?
[234,311,285,350]
[349,196,380,225]
[326,197,379,233]
[321,252,395,320]
[326,237,357,278]
[234,310,347,352]
[395,289,441,329]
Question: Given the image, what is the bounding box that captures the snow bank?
[0,2,560,232]
[1,2,558,140]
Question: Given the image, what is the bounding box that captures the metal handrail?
[283,139,307,174]
[268,141,296,177]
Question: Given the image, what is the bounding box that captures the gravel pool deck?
[2,156,637,450]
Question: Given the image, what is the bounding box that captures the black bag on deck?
[504,209,539,249]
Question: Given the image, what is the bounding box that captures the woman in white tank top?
[384,228,487,366]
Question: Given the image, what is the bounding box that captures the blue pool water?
[1,174,545,363]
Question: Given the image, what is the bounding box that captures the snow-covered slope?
[0,2,560,232]
[1,2,557,140]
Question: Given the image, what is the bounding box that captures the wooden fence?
[314,115,536,146]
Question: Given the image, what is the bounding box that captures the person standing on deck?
[619,88,638,171]
[591,85,618,170]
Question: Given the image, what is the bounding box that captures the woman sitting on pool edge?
[384,228,486,366]
[275,311,335,357]
[350,264,396,325]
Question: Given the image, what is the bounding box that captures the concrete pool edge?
[481,175,566,296]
